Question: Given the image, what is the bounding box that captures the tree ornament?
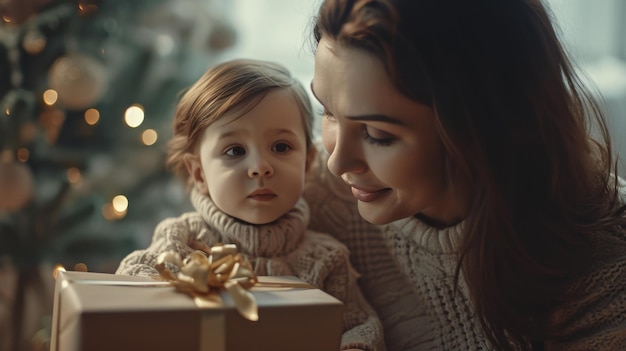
[48,54,108,110]
[22,28,47,55]
[0,158,35,212]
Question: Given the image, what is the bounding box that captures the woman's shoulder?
[589,219,626,271]
[549,224,626,348]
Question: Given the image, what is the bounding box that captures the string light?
[102,202,127,221]
[124,104,144,128]
[141,129,158,145]
[43,89,58,105]
[112,195,128,213]
[102,195,129,221]
[84,108,100,125]
[78,1,98,16]
[67,167,81,183]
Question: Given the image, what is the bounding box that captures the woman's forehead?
[313,38,399,112]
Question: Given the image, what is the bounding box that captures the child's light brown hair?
[167,59,315,189]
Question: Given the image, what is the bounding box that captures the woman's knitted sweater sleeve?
[298,232,386,351]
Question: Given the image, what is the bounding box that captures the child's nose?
[248,157,274,178]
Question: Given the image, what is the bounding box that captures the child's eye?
[363,126,395,146]
[272,142,292,153]
[225,146,246,157]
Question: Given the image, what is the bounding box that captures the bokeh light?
[84,108,100,125]
[124,105,144,128]
[43,89,58,105]
[141,129,158,145]
[67,167,81,183]
[112,195,128,213]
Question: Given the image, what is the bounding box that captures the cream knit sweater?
[116,189,386,351]
[303,145,626,351]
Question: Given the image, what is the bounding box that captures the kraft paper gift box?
[50,271,343,351]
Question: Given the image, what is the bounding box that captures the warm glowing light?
[141,129,158,145]
[16,148,29,162]
[102,203,127,221]
[53,264,66,280]
[5,107,10,116]
[124,105,144,128]
[43,89,58,105]
[84,108,100,125]
[78,2,98,14]
[74,263,88,272]
[112,195,129,213]
[67,167,81,183]
[1,15,11,23]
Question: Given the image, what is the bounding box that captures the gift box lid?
[50,271,344,351]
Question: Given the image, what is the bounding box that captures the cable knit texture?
[303,141,626,351]
[116,189,386,351]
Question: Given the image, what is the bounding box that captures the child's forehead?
[207,106,304,136]
[221,88,302,118]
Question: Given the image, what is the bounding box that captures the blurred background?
[0,0,623,350]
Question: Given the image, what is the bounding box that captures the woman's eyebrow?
[345,114,406,126]
[310,80,406,126]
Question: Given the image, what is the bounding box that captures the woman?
[303,0,626,350]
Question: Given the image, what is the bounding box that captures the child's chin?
[236,213,281,225]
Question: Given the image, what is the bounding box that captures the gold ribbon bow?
[155,243,259,321]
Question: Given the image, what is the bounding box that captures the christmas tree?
[0,0,236,350]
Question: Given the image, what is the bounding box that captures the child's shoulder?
[154,211,205,233]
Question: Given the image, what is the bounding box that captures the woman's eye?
[318,107,336,121]
[363,126,395,146]
[272,142,292,153]
[225,146,246,157]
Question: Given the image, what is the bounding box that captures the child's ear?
[183,153,209,195]
[305,145,318,173]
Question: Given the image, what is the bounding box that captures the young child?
[116,59,385,351]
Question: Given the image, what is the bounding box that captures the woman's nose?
[322,121,366,177]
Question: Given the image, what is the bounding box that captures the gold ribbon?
[155,243,259,321]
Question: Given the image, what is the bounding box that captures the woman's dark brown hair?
[314,0,625,349]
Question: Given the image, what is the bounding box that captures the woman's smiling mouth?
[350,185,390,202]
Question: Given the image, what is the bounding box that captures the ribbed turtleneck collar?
[388,215,465,254]
[190,188,308,258]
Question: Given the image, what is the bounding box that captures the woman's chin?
[357,203,404,225]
